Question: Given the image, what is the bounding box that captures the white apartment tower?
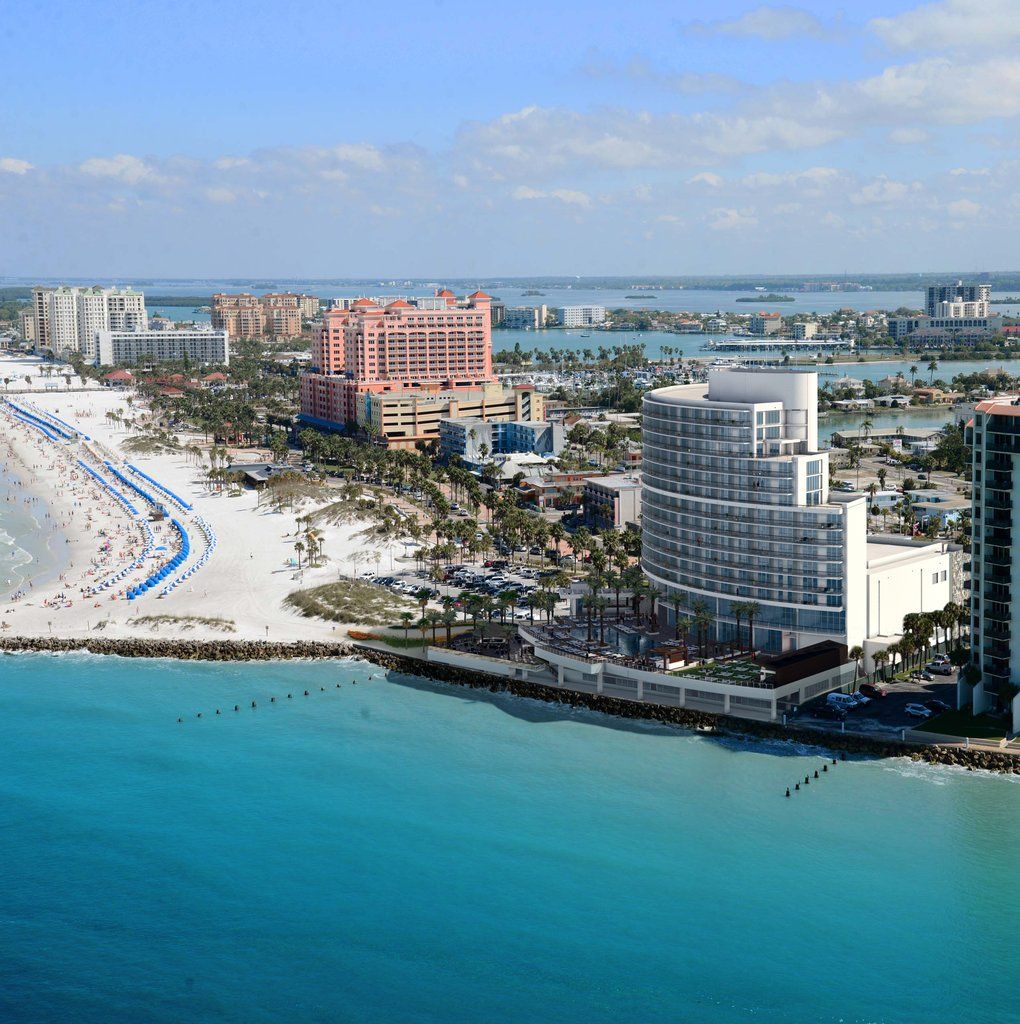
[47,287,80,357]
[30,285,147,358]
[642,368,958,656]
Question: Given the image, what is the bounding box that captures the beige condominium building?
[356,381,544,449]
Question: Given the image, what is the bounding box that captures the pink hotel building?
[301,289,539,445]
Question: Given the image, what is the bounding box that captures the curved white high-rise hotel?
[642,369,869,654]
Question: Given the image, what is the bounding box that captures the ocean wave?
[878,755,1020,785]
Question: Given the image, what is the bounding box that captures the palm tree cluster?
[872,602,967,680]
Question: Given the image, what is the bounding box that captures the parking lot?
[795,668,960,737]
[361,558,568,620]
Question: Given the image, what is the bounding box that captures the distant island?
[625,294,653,299]
[736,294,795,302]
[521,289,546,296]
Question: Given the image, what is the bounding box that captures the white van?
[826,692,858,710]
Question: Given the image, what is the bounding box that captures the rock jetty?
[0,636,354,661]
[359,648,1020,777]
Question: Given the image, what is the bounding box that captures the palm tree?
[885,641,901,678]
[927,359,938,384]
[866,482,878,522]
[442,610,458,644]
[689,598,711,658]
[415,587,432,621]
[675,616,693,657]
[873,648,889,681]
[909,363,919,384]
[400,612,413,640]
[293,540,305,569]
[743,601,761,657]
[731,601,748,654]
[849,645,864,685]
[671,593,684,639]
[417,617,430,647]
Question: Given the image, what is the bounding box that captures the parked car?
[925,699,952,714]
[859,682,888,699]
[927,661,954,676]
[818,704,847,720]
[826,693,858,710]
[911,669,934,681]
[851,691,871,705]
[905,703,932,718]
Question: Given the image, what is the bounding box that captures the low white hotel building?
[92,328,230,367]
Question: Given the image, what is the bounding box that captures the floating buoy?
[795,783,800,791]
[215,709,221,716]
[177,717,182,723]
[832,758,837,765]
[804,776,810,785]
[251,701,257,708]
[822,764,828,772]
[304,690,309,696]
[320,687,325,692]
[196,713,202,718]
[785,788,790,798]
[287,693,292,699]
[814,770,819,779]
[271,696,276,703]
[336,683,341,688]
[234,705,239,712]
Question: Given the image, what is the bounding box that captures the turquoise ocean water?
[2,653,1020,1023]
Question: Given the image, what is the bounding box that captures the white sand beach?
[0,368,411,642]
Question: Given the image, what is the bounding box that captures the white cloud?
[740,166,840,188]
[0,157,32,175]
[870,0,1020,54]
[331,144,385,170]
[687,172,724,187]
[78,154,160,185]
[512,185,592,207]
[585,56,745,95]
[888,128,929,144]
[708,207,758,230]
[204,187,237,204]
[696,5,827,40]
[947,197,981,217]
[856,57,1020,123]
[849,177,915,205]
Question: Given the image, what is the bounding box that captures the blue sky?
[1,0,1016,277]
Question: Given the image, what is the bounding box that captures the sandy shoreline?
[0,370,407,642]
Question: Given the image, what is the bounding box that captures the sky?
[1,0,1017,278]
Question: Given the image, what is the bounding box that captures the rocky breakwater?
[0,636,354,661]
[357,647,1020,776]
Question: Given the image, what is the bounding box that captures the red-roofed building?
[103,369,133,388]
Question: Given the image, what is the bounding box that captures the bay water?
[1,653,1019,1023]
